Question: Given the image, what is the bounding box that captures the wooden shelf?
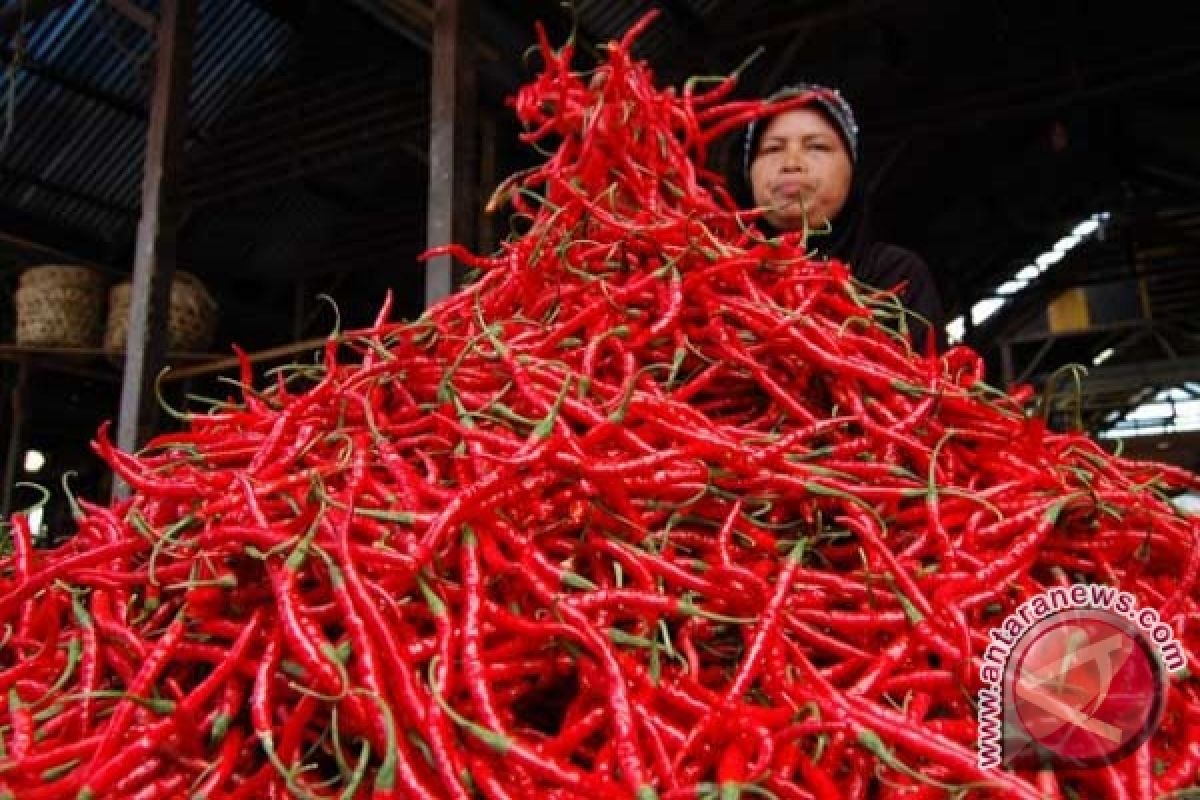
[0,338,334,383]
[0,344,220,361]
[159,336,329,382]
[0,344,224,381]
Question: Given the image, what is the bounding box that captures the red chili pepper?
[4,11,1200,800]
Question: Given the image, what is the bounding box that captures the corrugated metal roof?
[572,0,765,81]
[576,0,662,51]
[0,0,295,250]
[0,0,721,265]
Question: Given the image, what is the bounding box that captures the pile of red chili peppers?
[4,14,1200,799]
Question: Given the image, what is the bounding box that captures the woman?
[740,84,944,352]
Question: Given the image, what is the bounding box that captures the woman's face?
[749,107,853,232]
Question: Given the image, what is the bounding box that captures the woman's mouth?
[772,180,815,199]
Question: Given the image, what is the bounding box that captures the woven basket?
[104,271,218,354]
[18,264,106,293]
[15,285,105,347]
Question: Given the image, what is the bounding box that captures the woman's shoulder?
[860,242,932,281]
[856,242,945,348]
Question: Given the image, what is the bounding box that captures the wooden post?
[424,0,478,307]
[0,361,29,518]
[114,0,195,492]
[1001,341,1015,389]
[478,110,497,255]
[106,0,157,32]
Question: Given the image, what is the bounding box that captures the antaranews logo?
[977,583,1184,771]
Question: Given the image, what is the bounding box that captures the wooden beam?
[0,231,105,268]
[0,203,118,265]
[1,46,148,120]
[0,344,216,362]
[424,0,477,307]
[0,0,73,41]
[105,0,156,33]
[161,336,330,383]
[1,165,137,217]
[114,0,195,478]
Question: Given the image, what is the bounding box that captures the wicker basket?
[15,285,105,347]
[18,264,106,293]
[104,271,218,354]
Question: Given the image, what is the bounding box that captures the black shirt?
[851,242,945,353]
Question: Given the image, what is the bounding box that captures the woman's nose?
[781,143,806,170]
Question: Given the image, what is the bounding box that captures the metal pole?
[424,0,478,307]
[0,361,29,518]
[114,0,194,496]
